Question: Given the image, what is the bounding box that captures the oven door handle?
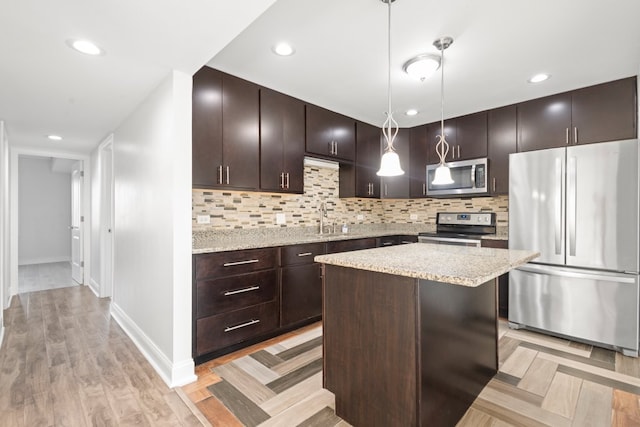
[419,236,481,247]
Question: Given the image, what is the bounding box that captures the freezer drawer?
[509,264,639,355]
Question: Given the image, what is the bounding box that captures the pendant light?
[431,36,454,185]
[376,0,404,177]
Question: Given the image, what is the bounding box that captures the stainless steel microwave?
[426,158,489,197]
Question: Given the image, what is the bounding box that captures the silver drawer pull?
[223,259,259,267]
[223,285,260,296]
[224,319,260,332]
[297,252,313,257]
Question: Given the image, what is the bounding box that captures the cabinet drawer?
[195,247,279,279]
[196,301,279,356]
[196,270,278,318]
[281,242,326,266]
[326,238,377,254]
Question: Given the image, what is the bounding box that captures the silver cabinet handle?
[567,156,577,256]
[225,166,230,185]
[280,172,285,189]
[285,173,290,189]
[422,182,426,196]
[218,165,223,184]
[492,177,496,192]
[224,319,260,332]
[384,184,388,196]
[565,128,569,145]
[381,242,393,246]
[224,285,260,296]
[223,259,259,267]
[334,141,338,156]
[574,127,578,144]
[457,145,460,159]
[297,252,313,257]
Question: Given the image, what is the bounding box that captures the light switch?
[410,214,418,220]
[196,215,210,224]
[357,214,364,220]
[276,213,286,225]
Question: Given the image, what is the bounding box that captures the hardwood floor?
[184,321,640,427]
[0,286,204,426]
[18,262,78,293]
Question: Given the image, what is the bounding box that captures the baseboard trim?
[18,256,71,266]
[88,278,100,297]
[110,302,196,388]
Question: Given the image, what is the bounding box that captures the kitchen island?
[315,243,538,427]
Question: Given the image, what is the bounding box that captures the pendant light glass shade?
[376,0,404,177]
[431,36,454,186]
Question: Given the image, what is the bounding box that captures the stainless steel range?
[418,212,496,247]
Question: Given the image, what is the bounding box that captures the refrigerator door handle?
[555,157,563,255]
[516,264,637,284]
[567,156,577,256]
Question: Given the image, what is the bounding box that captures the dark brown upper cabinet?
[306,104,356,161]
[355,121,381,198]
[409,124,429,198]
[427,111,487,163]
[488,105,517,195]
[381,128,410,199]
[260,88,305,193]
[517,77,637,152]
[192,67,259,190]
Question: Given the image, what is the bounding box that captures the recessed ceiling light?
[403,54,440,81]
[47,135,63,141]
[405,109,418,116]
[528,73,550,83]
[66,39,104,56]
[272,42,295,56]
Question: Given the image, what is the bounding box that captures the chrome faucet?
[318,202,327,235]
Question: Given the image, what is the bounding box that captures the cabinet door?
[517,92,571,152]
[306,104,355,161]
[481,239,509,318]
[488,105,517,195]
[381,128,410,198]
[192,67,223,188]
[427,120,457,164]
[355,122,381,198]
[281,263,323,326]
[409,124,429,197]
[222,73,260,189]
[260,88,305,193]
[571,77,637,145]
[456,111,488,160]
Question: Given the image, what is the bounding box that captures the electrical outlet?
[196,215,210,224]
[410,214,418,220]
[357,214,364,221]
[276,213,286,225]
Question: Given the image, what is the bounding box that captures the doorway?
[10,149,90,297]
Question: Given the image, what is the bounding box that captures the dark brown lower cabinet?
[281,263,323,326]
[481,239,509,318]
[323,265,497,427]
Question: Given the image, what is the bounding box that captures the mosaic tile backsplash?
[192,163,509,231]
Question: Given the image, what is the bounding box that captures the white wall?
[110,70,194,387]
[17,156,72,265]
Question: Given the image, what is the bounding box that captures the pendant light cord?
[382,0,398,153]
[435,37,450,164]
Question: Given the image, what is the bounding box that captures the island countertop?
[314,243,539,287]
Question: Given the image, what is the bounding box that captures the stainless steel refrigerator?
[508,139,640,356]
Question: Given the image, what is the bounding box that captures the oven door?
[418,235,482,248]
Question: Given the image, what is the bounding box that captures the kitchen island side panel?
[419,278,498,426]
[323,265,419,427]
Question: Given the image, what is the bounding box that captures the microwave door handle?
[471,164,476,186]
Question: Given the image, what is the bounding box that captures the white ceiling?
[2,0,639,155]
[0,0,277,153]
[210,0,640,128]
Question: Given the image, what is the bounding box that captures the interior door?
[71,164,83,284]
[566,140,639,272]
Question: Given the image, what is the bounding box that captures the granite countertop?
[192,224,509,254]
[314,243,538,287]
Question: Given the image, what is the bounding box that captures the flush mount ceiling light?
[528,73,550,83]
[403,54,441,81]
[47,135,62,141]
[66,39,104,56]
[431,36,454,186]
[272,42,295,56]
[405,109,418,116]
[377,0,404,177]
